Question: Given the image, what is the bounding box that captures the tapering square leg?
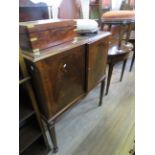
[120,59,127,81]
[99,79,105,106]
[106,63,114,95]
[47,122,58,153]
[129,52,135,72]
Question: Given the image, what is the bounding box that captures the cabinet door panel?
[87,37,109,91]
[35,45,86,119]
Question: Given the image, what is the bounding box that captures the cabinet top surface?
[22,31,111,62]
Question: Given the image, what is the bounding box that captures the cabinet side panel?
[26,61,51,119]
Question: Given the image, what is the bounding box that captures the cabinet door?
[86,37,109,91]
[35,45,86,119]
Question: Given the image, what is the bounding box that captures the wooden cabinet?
[28,45,86,119]
[23,31,111,152]
[86,37,109,91]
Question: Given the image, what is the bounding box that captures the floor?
[47,55,135,155]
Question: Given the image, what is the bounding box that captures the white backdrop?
[80,0,90,19]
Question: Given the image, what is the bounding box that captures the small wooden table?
[101,19,135,95]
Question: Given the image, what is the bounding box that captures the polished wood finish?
[106,62,114,95]
[106,45,130,95]
[23,32,111,152]
[47,61,134,155]
[86,37,108,91]
[120,59,127,81]
[99,79,105,106]
[19,20,76,53]
[101,18,134,95]
[29,45,86,119]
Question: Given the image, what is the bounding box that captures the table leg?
[120,59,127,81]
[129,51,135,72]
[47,122,58,153]
[106,63,114,95]
[99,79,105,106]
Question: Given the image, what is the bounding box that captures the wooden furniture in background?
[19,51,50,155]
[89,0,103,25]
[19,0,49,22]
[101,19,134,95]
[120,0,135,10]
[89,0,100,18]
[22,31,111,152]
[19,6,49,22]
[106,43,132,95]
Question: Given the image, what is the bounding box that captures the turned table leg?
[106,63,114,95]
[120,59,127,81]
[47,122,58,153]
[99,79,105,106]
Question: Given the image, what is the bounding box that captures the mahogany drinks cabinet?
[20,19,111,152]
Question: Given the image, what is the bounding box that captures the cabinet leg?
[106,63,114,95]
[47,122,58,153]
[120,59,127,82]
[129,52,135,72]
[99,80,105,106]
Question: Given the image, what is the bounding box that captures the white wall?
[112,0,124,10]
[80,0,90,19]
